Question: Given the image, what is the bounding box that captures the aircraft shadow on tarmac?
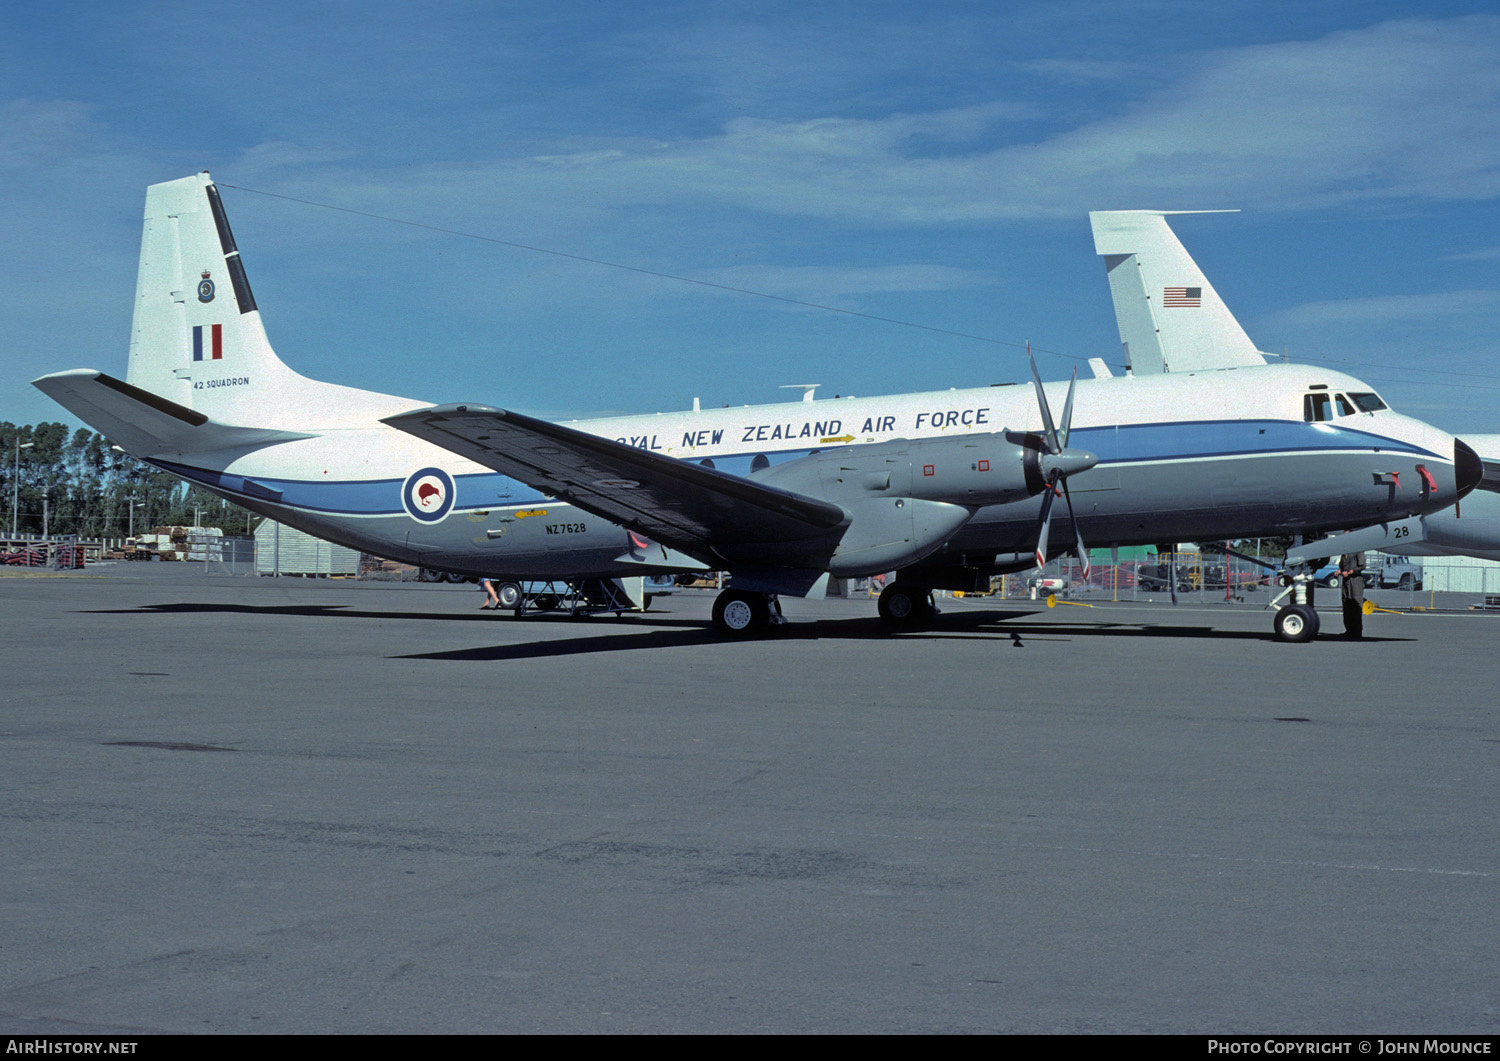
[77,602,1405,659]
[80,602,570,622]
[393,609,1407,662]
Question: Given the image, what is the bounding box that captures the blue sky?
[5,1,1499,433]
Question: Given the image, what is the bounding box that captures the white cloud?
[364,15,1500,224]
[233,141,360,181]
[691,263,994,309]
[0,99,98,169]
[1019,58,1145,84]
[1266,289,1500,328]
[1442,246,1500,262]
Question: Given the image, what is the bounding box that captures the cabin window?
[699,458,715,469]
[750,454,770,473]
[1348,392,1387,413]
[1303,393,1332,422]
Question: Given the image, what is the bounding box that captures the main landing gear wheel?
[1273,604,1320,643]
[712,589,771,636]
[494,581,522,609]
[878,583,936,630]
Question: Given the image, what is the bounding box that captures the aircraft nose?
[1455,438,1483,499]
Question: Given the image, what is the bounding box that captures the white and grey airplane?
[33,173,1485,642]
[1089,208,1500,563]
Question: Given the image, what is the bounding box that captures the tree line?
[2,422,254,539]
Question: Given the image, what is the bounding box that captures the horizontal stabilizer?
[384,404,849,560]
[32,369,313,456]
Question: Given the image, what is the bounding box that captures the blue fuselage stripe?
[158,419,1441,516]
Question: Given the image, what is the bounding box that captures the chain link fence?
[986,554,1500,613]
[53,529,1500,611]
[991,553,1273,605]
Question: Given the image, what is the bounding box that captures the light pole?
[11,439,33,539]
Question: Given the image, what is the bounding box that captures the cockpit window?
[1347,392,1387,413]
[1303,393,1332,422]
[1336,394,1355,416]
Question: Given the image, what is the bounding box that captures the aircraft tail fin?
[1089,210,1267,374]
[126,172,299,417]
[120,172,418,432]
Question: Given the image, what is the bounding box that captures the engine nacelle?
[825,496,974,576]
[749,434,1048,578]
[754,432,1041,509]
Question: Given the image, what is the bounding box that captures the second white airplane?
[1089,207,1500,565]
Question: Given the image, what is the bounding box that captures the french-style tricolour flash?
[192,324,222,361]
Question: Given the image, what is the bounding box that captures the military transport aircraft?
[1088,209,1500,565]
[33,173,1484,641]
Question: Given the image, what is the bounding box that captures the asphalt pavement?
[2,563,1496,1033]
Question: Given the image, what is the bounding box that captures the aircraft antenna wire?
[216,182,1105,369]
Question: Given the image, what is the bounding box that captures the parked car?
[1025,575,1072,599]
[1312,563,1342,589]
[1372,555,1423,591]
[1137,563,1193,593]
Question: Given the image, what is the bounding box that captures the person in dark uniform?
[1339,552,1367,639]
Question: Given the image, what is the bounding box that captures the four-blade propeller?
[1023,345,1098,579]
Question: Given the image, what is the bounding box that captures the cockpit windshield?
[1305,390,1388,421]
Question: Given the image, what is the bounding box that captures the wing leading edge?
[383,404,849,562]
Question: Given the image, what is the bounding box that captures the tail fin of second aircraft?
[1089,210,1267,375]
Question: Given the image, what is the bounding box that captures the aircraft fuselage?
[151,361,1470,580]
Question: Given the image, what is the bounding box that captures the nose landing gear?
[1272,602,1320,643]
[1269,567,1320,643]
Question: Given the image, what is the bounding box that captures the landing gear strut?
[711,589,783,636]
[1269,567,1320,643]
[877,582,936,630]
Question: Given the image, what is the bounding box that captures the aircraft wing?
[383,404,849,557]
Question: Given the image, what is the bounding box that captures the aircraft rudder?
[1089,210,1266,374]
[126,172,294,422]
